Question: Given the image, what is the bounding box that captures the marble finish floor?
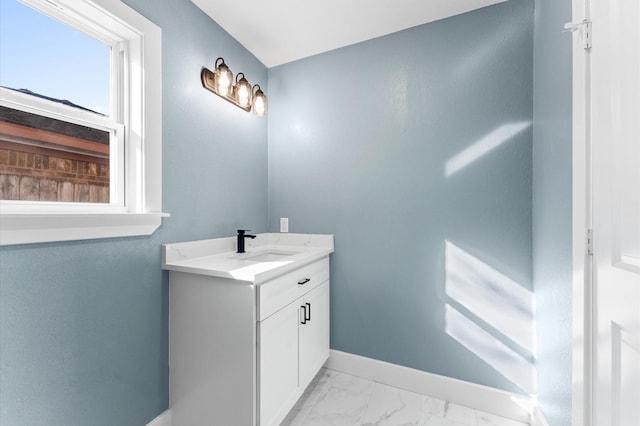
[281,368,529,426]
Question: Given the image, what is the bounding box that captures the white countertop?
[162,233,334,284]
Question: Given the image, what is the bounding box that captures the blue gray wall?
[268,0,535,395]
[0,0,268,424]
[533,0,573,424]
[1,0,575,423]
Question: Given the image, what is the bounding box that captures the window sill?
[0,212,170,245]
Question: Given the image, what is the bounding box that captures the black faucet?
[237,229,256,253]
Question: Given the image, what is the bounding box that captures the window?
[1,0,115,204]
[0,0,165,245]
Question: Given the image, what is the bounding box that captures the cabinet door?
[299,281,330,389]
[258,300,300,426]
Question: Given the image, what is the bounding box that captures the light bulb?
[252,85,267,116]
[217,73,231,95]
[214,58,232,96]
[253,96,265,116]
[237,86,250,106]
[235,73,252,108]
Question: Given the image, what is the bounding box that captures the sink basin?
[233,250,299,262]
[245,252,295,262]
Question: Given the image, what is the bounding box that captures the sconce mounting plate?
[201,67,252,112]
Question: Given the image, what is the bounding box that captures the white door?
[591,0,640,424]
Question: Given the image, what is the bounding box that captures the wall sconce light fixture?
[201,57,268,116]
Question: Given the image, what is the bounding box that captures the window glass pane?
[0,0,113,204]
[0,0,111,116]
[0,105,110,203]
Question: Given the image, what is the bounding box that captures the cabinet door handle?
[300,305,307,324]
[305,302,311,321]
[298,278,310,285]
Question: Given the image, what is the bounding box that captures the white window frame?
[0,0,167,245]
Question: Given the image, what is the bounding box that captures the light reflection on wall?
[445,240,536,394]
[445,121,531,177]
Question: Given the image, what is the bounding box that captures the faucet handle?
[237,229,256,239]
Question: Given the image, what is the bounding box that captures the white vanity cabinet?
[167,244,331,426]
[299,282,329,387]
[258,259,330,426]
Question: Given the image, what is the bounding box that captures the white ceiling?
[191,0,508,68]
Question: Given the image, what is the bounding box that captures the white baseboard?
[146,409,172,426]
[325,350,535,424]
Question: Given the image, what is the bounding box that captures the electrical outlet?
[280,218,289,233]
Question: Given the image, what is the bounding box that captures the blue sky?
[0,0,110,115]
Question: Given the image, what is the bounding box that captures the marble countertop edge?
[162,233,334,284]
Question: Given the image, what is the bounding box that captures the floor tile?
[421,395,446,418]
[359,382,426,425]
[281,368,529,426]
[476,409,529,426]
[423,416,476,426]
[282,369,337,426]
[293,371,376,425]
[443,402,477,424]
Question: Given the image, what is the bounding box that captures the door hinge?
[563,20,592,50]
[586,228,594,256]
